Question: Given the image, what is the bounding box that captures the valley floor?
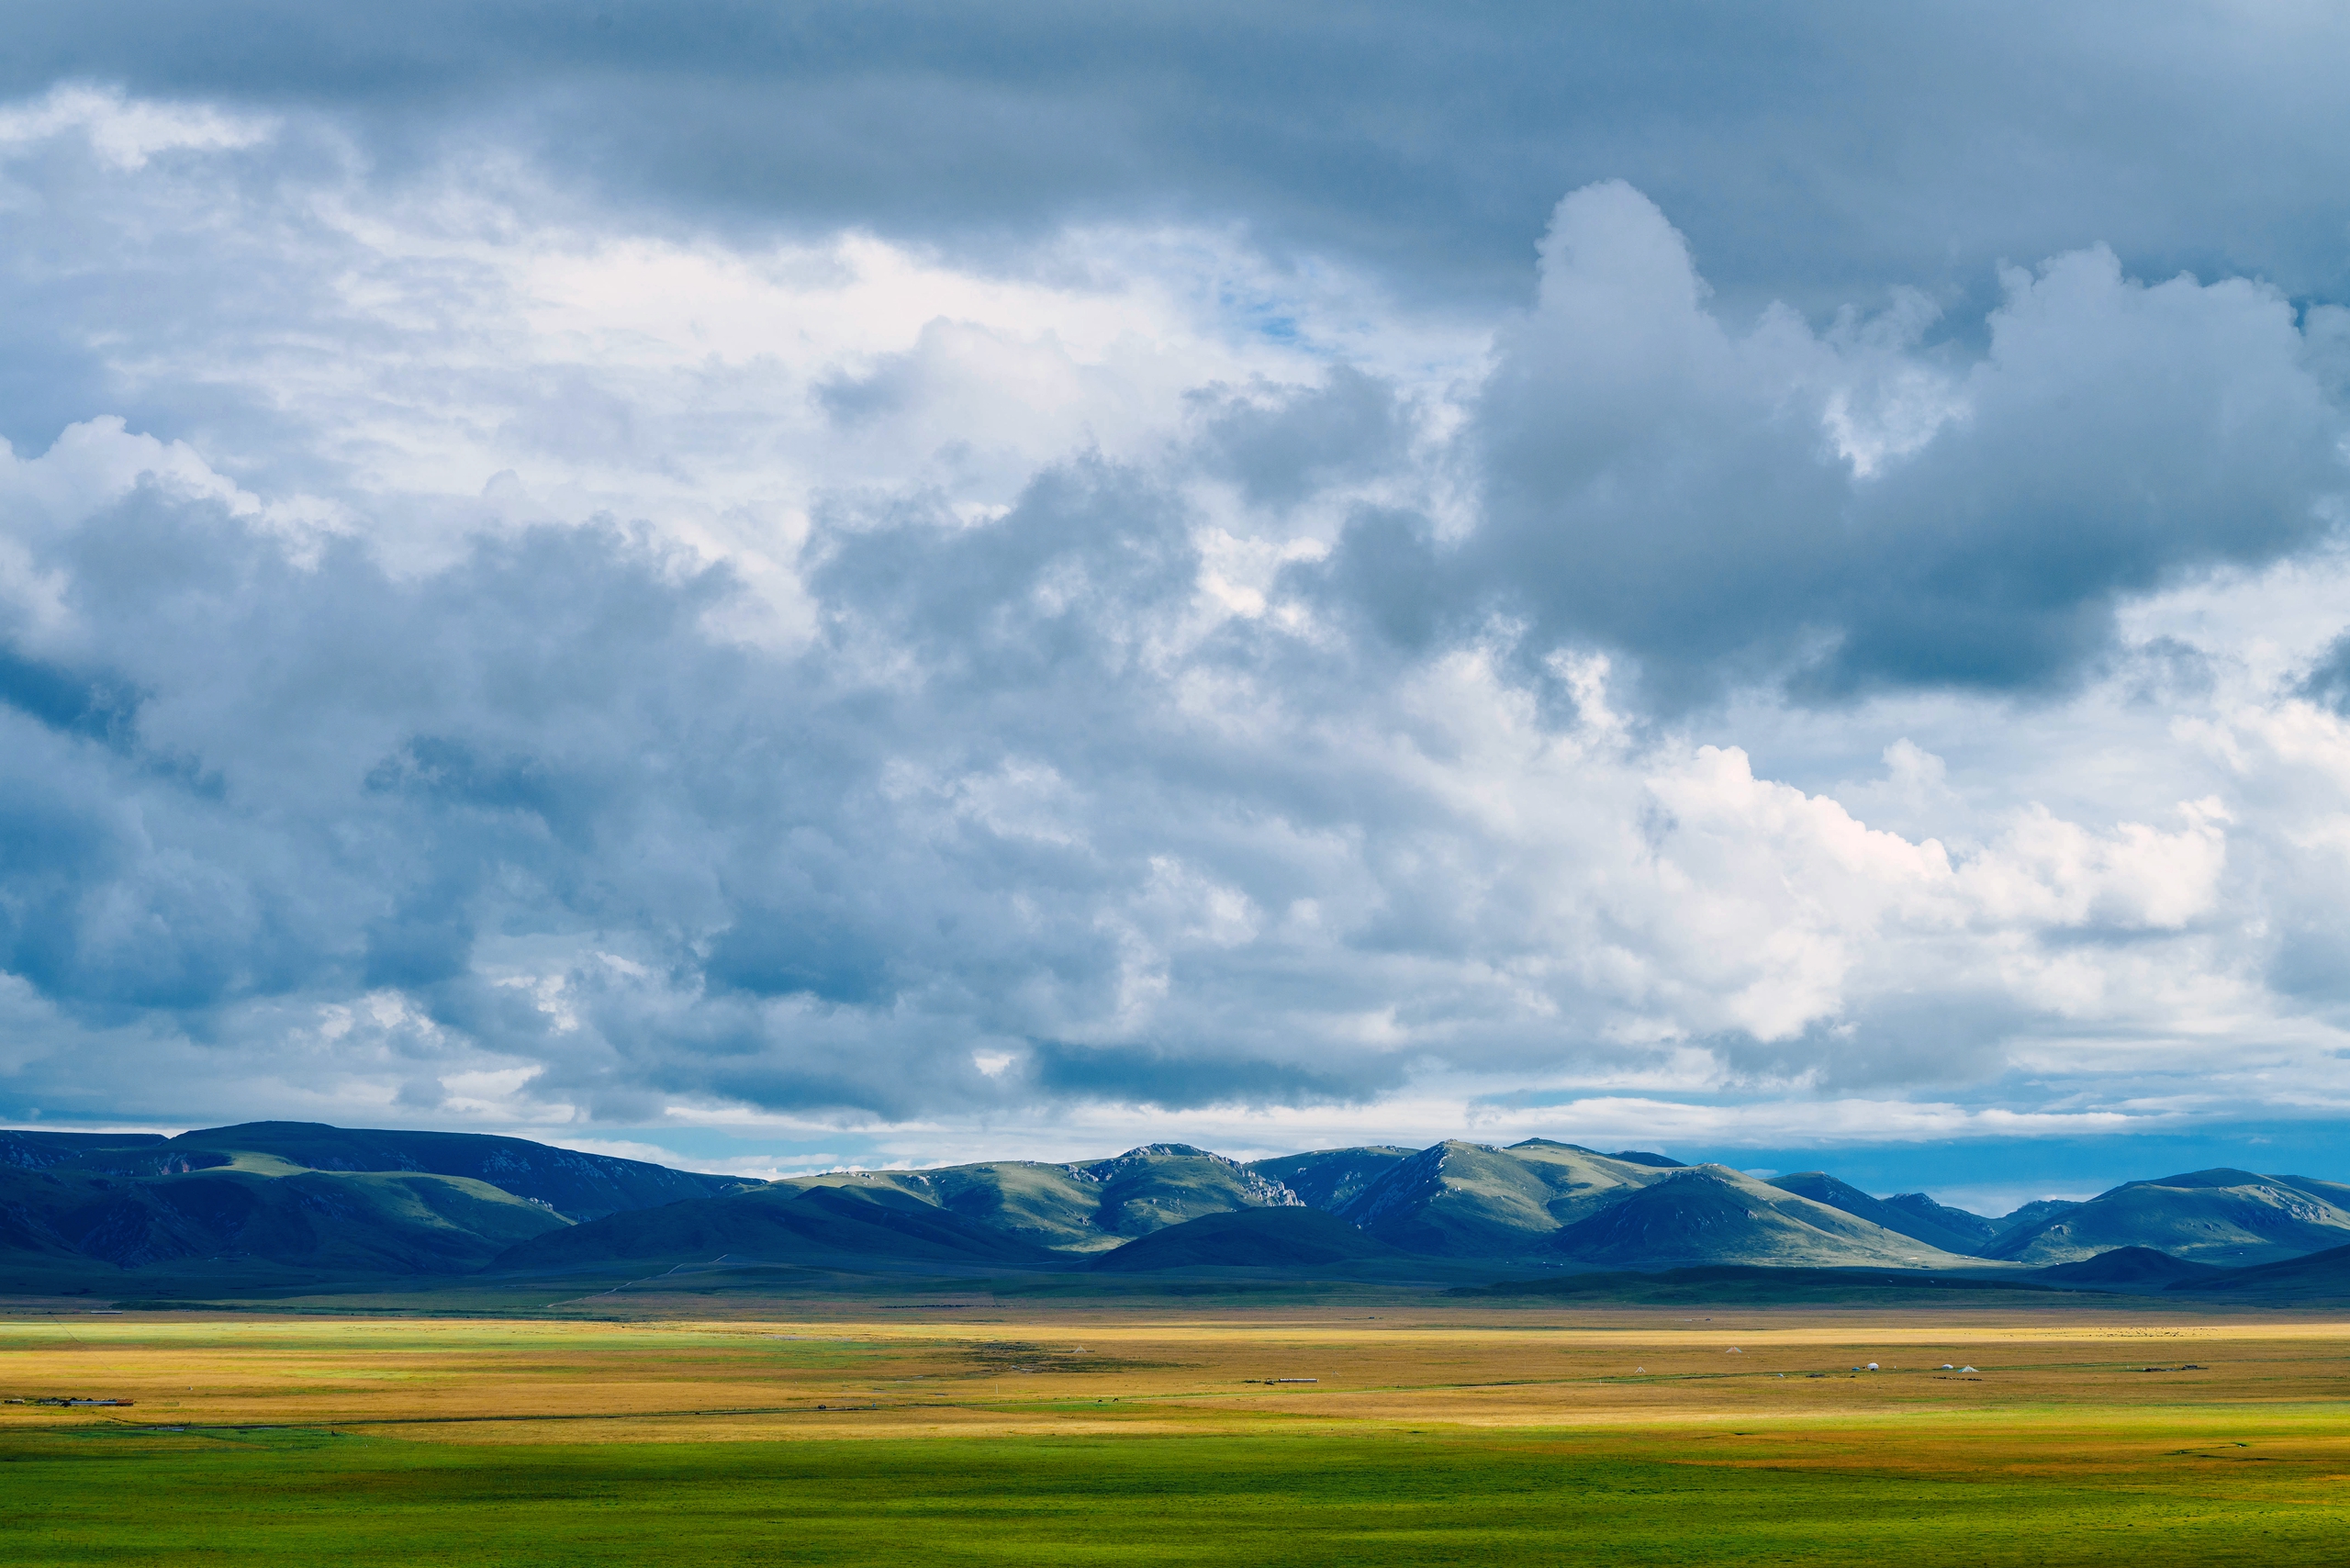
[2,1301,2345,1563]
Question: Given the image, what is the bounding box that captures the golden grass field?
[4,1298,2346,1563]
[4,1303,2344,1456]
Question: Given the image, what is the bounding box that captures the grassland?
[3,1302,2346,1563]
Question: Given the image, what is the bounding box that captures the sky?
[1,1,2348,1208]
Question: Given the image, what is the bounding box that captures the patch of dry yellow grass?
[5,1303,2345,1467]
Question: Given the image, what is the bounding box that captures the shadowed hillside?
[2165,1240,2350,1302]
[1993,1198,2084,1238]
[11,1120,2350,1294]
[1769,1172,1988,1255]
[1550,1168,1981,1269]
[1881,1192,2005,1249]
[2033,1247,2223,1289]
[1089,1207,1402,1271]
[0,1122,746,1292]
[490,1182,1059,1273]
[0,1159,566,1286]
[162,1124,754,1221]
[0,1130,169,1170]
[1248,1147,1416,1211]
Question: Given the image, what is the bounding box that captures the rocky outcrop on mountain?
[1248,1147,1416,1211]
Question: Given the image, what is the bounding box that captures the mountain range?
[0,1123,752,1289]
[6,1122,2349,1299]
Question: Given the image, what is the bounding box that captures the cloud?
[0,409,2316,1138]
[1,69,2349,1174]
[1438,182,2349,703]
[0,81,270,169]
[12,1,2350,322]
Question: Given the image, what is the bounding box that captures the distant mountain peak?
[11,1124,2345,1290]
[1986,1170,2350,1266]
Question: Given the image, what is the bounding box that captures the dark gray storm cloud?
[6,0,2349,319]
[1441,185,2349,703]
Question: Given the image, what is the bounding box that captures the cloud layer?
[0,42,2346,1177]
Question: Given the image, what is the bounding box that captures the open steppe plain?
[2,1294,2345,1564]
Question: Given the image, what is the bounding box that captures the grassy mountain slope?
[1248,1147,1416,1211]
[783,1166,1103,1247]
[490,1182,1058,1273]
[17,1121,2348,1288]
[1550,1167,1983,1269]
[1982,1169,2350,1265]
[2032,1247,2223,1289]
[1770,1172,1987,1255]
[0,1160,567,1280]
[0,1120,778,1287]
[0,1130,167,1170]
[1089,1207,1401,1271]
[1991,1198,2081,1238]
[787,1144,1303,1250]
[2166,1239,2350,1302]
[1336,1140,1671,1256]
[159,1123,752,1220]
[1880,1192,2001,1250]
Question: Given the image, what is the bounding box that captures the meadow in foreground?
[2,1305,2344,1563]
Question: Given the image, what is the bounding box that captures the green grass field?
[5,1306,2345,1563]
[4,1425,2342,1567]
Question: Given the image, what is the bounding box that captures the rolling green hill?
[2031,1246,2223,1289]
[1088,1206,1403,1271]
[1550,1167,1983,1269]
[3,1123,753,1221]
[0,1159,568,1288]
[0,1129,168,1170]
[1982,1170,2350,1265]
[158,1124,754,1220]
[489,1182,1058,1273]
[1880,1191,2003,1250]
[1336,1140,1671,1256]
[1769,1172,1989,1255]
[782,1144,1303,1250]
[2165,1238,2350,1302]
[0,1121,755,1291]
[1991,1197,2082,1238]
[13,1120,2350,1289]
[1248,1147,1416,1211]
